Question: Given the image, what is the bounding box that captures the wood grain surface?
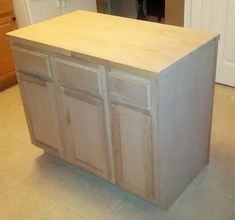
[7,10,218,75]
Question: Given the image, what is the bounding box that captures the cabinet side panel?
[157,39,218,209]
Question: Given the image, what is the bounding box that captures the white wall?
[184,0,192,27]
[184,0,235,86]
[25,0,61,24]
[62,0,97,14]
[13,0,97,27]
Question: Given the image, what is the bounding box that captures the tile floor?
[0,84,235,220]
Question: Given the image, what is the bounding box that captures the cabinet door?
[18,73,63,155]
[112,104,154,201]
[0,0,14,14]
[62,88,110,179]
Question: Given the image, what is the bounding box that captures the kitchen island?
[7,10,219,210]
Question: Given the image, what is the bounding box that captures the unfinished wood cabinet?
[60,87,110,179]
[8,11,219,210]
[112,104,154,200]
[17,73,63,155]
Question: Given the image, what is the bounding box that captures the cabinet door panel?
[0,0,14,14]
[19,74,62,154]
[112,104,154,200]
[0,18,17,84]
[0,19,16,76]
[63,88,109,179]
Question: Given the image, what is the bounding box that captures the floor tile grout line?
[198,185,235,204]
[55,180,87,204]
[11,175,65,205]
[39,202,62,219]
[48,203,88,220]
[58,201,90,220]
[103,195,130,220]
[0,173,60,218]
[167,183,198,218]
[1,150,86,205]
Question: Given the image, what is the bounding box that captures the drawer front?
[108,70,151,110]
[54,58,100,94]
[12,47,51,79]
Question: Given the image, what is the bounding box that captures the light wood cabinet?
[112,104,154,201]
[60,87,110,179]
[8,11,219,210]
[17,73,63,156]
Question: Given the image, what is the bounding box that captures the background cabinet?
[112,104,154,201]
[108,0,185,26]
[61,87,110,179]
[0,0,17,90]
[17,73,63,156]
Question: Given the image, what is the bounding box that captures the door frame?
[184,0,192,27]
[12,0,30,27]
[184,0,235,87]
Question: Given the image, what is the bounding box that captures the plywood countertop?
[7,10,219,76]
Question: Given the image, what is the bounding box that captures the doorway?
[104,0,185,26]
[185,0,235,87]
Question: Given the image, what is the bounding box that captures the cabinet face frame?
[111,103,154,201]
[60,86,111,180]
[17,72,64,156]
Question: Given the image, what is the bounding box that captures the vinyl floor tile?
[61,176,129,220]
[174,186,235,220]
